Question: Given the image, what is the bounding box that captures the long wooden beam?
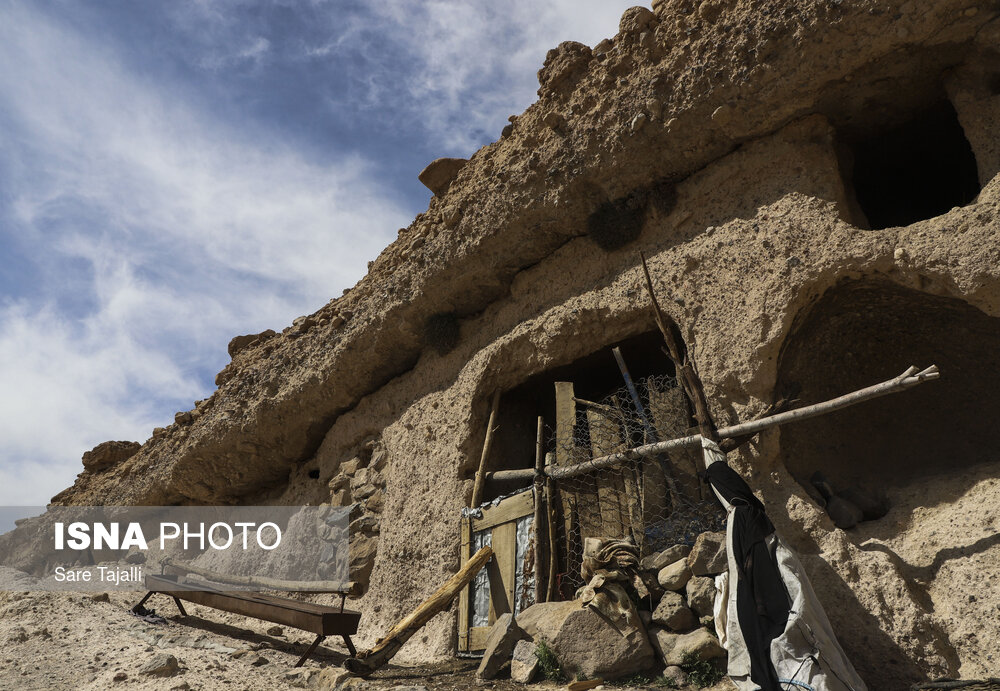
[545,365,939,480]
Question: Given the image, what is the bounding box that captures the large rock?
[651,591,696,632]
[687,531,728,576]
[476,613,531,680]
[517,595,655,681]
[685,576,716,618]
[657,558,693,591]
[510,638,539,684]
[82,441,141,471]
[640,544,691,572]
[417,157,467,196]
[650,627,726,667]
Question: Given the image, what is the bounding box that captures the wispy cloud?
[306,0,638,152]
[0,0,637,505]
[0,1,407,504]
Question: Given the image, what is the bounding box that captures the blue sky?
[0,0,637,507]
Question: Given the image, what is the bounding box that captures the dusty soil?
[0,590,734,690]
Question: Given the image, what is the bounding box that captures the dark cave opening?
[777,279,1000,495]
[845,100,980,230]
[483,331,688,496]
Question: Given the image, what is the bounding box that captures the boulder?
[827,495,863,530]
[510,638,539,684]
[651,627,726,667]
[418,157,467,196]
[685,576,716,618]
[651,591,696,632]
[81,441,140,471]
[140,653,180,677]
[661,665,689,688]
[476,613,531,680]
[687,531,728,575]
[657,558,692,591]
[640,544,691,572]
[517,595,654,681]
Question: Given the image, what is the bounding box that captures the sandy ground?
[0,589,733,690]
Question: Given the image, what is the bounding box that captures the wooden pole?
[544,452,558,602]
[547,365,940,480]
[533,416,546,604]
[470,390,502,509]
[345,546,493,676]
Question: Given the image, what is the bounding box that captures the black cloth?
[706,461,791,691]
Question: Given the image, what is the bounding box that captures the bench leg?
[131,591,154,614]
[296,634,325,668]
[341,634,357,657]
[171,597,188,617]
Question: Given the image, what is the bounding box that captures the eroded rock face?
[29,0,1000,685]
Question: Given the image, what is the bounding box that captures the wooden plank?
[457,515,473,652]
[491,521,517,617]
[468,626,490,651]
[470,390,502,508]
[554,382,580,584]
[471,491,534,532]
[586,407,628,539]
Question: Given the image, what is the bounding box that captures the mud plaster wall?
[37,3,1000,688]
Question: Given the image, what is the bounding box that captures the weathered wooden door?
[458,491,535,653]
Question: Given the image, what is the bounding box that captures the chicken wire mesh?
[548,373,726,596]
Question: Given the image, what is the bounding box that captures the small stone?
[687,532,728,576]
[501,123,514,138]
[510,638,539,684]
[652,591,696,632]
[112,672,127,682]
[630,112,647,132]
[657,559,692,591]
[686,576,716,618]
[90,592,111,603]
[125,550,146,565]
[661,665,688,687]
[140,653,180,677]
[894,247,907,261]
[250,653,269,666]
[266,626,283,637]
[170,684,191,691]
[965,6,979,16]
[443,206,461,228]
[229,649,250,659]
[646,99,662,118]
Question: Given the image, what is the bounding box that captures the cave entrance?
[777,279,1000,497]
[485,331,687,491]
[845,100,980,229]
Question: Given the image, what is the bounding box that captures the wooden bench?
[133,574,360,667]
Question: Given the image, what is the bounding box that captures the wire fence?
[549,374,725,596]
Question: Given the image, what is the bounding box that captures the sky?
[0,0,638,510]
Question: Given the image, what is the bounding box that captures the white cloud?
[313,0,639,152]
[0,2,407,504]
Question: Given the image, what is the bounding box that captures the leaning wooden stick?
[470,390,501,509]
[344,546,493,676]
[639,251,718,441]
[547,365,939,480]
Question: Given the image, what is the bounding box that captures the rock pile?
[475,532,730,684]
